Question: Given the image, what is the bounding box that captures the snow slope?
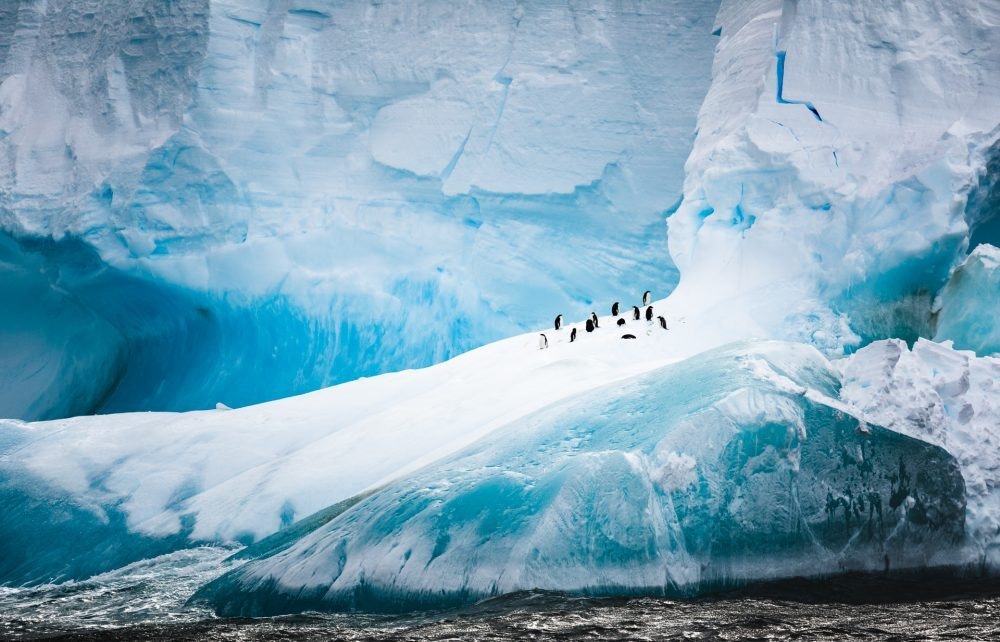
[0,304,686,584]
[0,0,720,420]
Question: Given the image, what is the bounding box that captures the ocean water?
[2,547,999,641]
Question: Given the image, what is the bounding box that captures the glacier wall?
[663,0,1000,356]
[0,0,721,419]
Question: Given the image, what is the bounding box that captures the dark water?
[2,547,999,641]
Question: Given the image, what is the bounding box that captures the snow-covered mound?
[839,338,1000,567]
[0,305,683,585]
[193,340,964,615]
[0,0,720,420]
[666,0,1000,356]
[933,244,1000,356]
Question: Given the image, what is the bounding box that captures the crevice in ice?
[775,51,823,122]
[440,127,472,181]
[485,74,513,155]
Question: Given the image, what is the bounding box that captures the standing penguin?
[590,312,599,328]
[632,305,641,320]
[586,319,595,333]
[643,290,651,305]
[539,333,548,349]
[611,301,620,317]
[657,315,668,330]
[617,318,626,327]
[554,314,563,330]
[570,327,578,342]
[645,306,654,322]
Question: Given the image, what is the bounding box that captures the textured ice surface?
[933,245,1000,356]
[0,0,720,419]
[194,341,964,614]
[839,338,1000,567]
[0,306,688,584]
[664,0,1000,356]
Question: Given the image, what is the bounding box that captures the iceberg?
[0,0,999,618]
[193,341,964,615]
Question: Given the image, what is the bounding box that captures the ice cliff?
[0,0,720,420]
[664,0,1000,355]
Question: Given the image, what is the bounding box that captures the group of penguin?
[538,290,668,349]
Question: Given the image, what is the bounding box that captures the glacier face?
[664,0,1000,356]
[195,341,965,615]
[0,0,721,419]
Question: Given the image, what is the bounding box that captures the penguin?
[621,333,636,340]
[611,301,620,317]
[643,290,651,305]
[539,333,548,349]
[570,327,577,342]
[632,305,641,320]
[617,318,626,327]
[554,314,563,331]
[585,319,595,333]
[590,312,599,328]
[657,315,668,330]
[645,306,654,322]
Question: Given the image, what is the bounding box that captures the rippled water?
[2,548,999,641]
